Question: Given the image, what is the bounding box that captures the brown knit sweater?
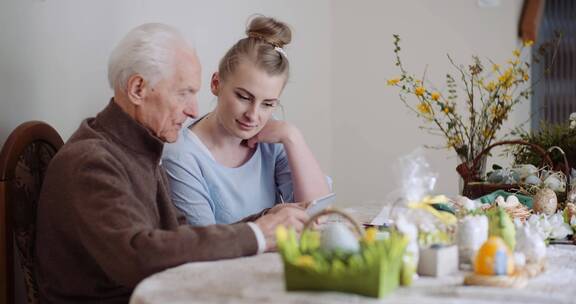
[35,101,259,303]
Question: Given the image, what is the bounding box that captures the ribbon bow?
[408,195,457,225]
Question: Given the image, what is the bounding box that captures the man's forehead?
[174,48,201,82]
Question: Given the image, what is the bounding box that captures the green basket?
[277,209,408,298]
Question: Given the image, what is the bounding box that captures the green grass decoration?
[276,224,409,298]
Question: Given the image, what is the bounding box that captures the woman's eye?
[263,102,276,108]
[235,93,250,100]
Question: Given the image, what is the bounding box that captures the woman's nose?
[244,103,258,121]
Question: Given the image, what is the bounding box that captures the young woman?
[163,16,330,225]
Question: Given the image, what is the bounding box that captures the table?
[130,204,576,304]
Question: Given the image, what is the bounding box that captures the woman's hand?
[267,201,310,215]
[245,120,302,148]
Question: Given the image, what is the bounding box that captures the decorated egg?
[505,195,520,207]
[533,188,558,215]
[524,174,541,185]
[543,174,564,192]
[320,223,360,253]
[488,169,506,183]
[474,236,515,276]
[495,195,506,207]
[563,202,576,223]
[513,164,538,180]
[567,188,576,204]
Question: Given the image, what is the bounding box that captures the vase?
[457,154,488,196]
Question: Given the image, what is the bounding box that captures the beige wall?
[0,0,333,174]
[0,0,528,204]
[331,0,526,203]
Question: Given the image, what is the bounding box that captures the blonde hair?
[218,16,291,82]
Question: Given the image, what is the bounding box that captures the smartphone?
[306,193,336,216]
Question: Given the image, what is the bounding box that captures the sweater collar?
[96,99,164,163]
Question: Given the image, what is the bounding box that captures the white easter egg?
[524,175,541,185]
[505,195,520,207]
[544,174,564,192]
[320,223,360,253]
[495,195,506,207]
[567,189,576,204]
[513,164,539,179]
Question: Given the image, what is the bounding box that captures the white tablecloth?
[130,244,576,304]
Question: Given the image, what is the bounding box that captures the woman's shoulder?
[163,127,208,163]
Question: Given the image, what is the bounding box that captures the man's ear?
[210,72,220,96]
[126,74,148,105]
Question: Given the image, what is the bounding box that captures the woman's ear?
[126,74,148,105]
[210,72,220,96]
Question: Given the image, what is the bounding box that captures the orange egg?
[474,236,514,276]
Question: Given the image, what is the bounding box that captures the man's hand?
[254,206,309,251]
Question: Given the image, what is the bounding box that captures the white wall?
[331,0,527,203]
[0,0,333,174]
[0,0,529,202]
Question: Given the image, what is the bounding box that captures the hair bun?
[246,16,292,48]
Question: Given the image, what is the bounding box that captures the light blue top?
[162,122,294,226]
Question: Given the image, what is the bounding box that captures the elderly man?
[35,23,309,304]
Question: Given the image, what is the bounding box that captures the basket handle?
[548,146,571,190]
[302,209,363,238]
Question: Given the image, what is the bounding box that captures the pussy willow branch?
[447,55,477,158]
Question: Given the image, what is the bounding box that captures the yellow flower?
[492,64,500,72]
[523,40,534,47]
[417,102,431,115]
[415,86,425,96]
[507,59,520,65]
[431,91,441,101]
[485,81,496,92]
[498,69,513,88]
[503,95,512,101]
[443,107,451,114]
[491,105,505,117]
[523,73,529,81]
[387,78,400,86]
[295,255,316,268]
[447,137,462,148]
[513,49,521,57]
[483,127,494,139]
[276,226,288,243]
[363,227,377,245]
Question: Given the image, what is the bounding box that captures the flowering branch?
[388,34,560,166]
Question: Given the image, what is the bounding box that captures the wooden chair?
[0,121,64,304]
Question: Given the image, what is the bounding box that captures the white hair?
[107,23,193,92]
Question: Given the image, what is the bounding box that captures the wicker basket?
[456,140,564,199]
[279,209,407,298]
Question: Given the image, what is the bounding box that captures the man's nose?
[184,98,198,118]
